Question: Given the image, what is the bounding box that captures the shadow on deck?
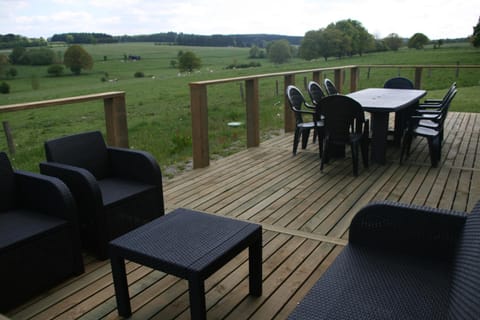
[6,112,480,319]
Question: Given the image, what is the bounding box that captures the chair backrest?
[383,77,415,89]
[442,82,457,102]
[317,95,365,143]
[436,89,457,125]
[44,131,110,179]
[286,85,308,124]
[0,152,16,211]
[448,202,480,318]
[324,78,339,95]
[307,81,326,105]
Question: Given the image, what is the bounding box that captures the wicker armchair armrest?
[15,170,84,274]
[15,170,77,222]
[108,147,162,186]
[349,201,467,259]
[39,161,103,212]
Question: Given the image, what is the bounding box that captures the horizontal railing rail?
[189,64,480,168]
[0,91,129,148]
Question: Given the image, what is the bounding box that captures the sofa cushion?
[289,244,452,320]
[0,210,67,250]
[97,177,156,207]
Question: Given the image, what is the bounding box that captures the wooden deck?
[6,111,480,320]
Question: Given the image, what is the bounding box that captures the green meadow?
[0,42,479,175]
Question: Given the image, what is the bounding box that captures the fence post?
[414,67,423,89]
[190,83,209,168]
[284,74,295,133]
[334,69,343,93]
[350,67,360,93]
[312,71,322,84]
[103,93,129,148]
[2,121,15,155]
[246,79,260,148]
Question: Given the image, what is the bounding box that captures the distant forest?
[50,32,303,47]
[0,32,302,49]
[0,32,469,50]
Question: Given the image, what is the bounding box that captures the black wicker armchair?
[289,200,480,319]
[0,152,84,312]
[40,131,165,260]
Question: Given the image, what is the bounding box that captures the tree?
[471,16,480,47]
[9,46,26,64]
[0,54,9,77]
[408,33,430,49]
[21,48,55,65]
[63,45,93,75]
[177,51,201,72]
[248,45,265,59]
[383,33,404,51]
[267,39,292,64]
[299,30,322,60]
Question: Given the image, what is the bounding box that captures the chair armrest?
[349,201,467,259]
[108,147,163,187]
[304,102,316,110]
[39,162,103,214]
[423,99,443,104]
[415,109,441,114]
[15,170,84,274]
[15,171,77,222]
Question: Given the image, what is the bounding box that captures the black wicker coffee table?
[109,208,262,320]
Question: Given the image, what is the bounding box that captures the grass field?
[0,42,479,175]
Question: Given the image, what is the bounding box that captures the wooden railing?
[0,91,129,147]
[189,64,480,168]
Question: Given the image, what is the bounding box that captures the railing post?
[312,71,322,84]
[245,79,260,148]
[103,93,129,148]
[350,67,360,93]
[284,74,295,133]
[190,83,209,169]
[414,67,423,89]
[334,69,343,93]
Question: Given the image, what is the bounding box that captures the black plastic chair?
[0,152,84,312]
[40,131,165,259]
[286,85,324,157]
[316,95,369,176]
[307,81,327,143]
[307,81,327,107]
[383,77,416,145]
[418,82,457,109]
[383,77,415,89]
[324,78,339,95]
[400,89,457,167]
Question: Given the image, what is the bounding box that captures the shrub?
[0,81,10,94]
[20,48,56,65]
[6,67,17,78]
[134,71,145,78]
[47,64,64,76]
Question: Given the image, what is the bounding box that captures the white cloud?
[0,0,477,39]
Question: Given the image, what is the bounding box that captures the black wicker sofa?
[0,152,84,312]
[289,201,480,319]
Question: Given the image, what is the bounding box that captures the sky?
[0,0,478,40]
